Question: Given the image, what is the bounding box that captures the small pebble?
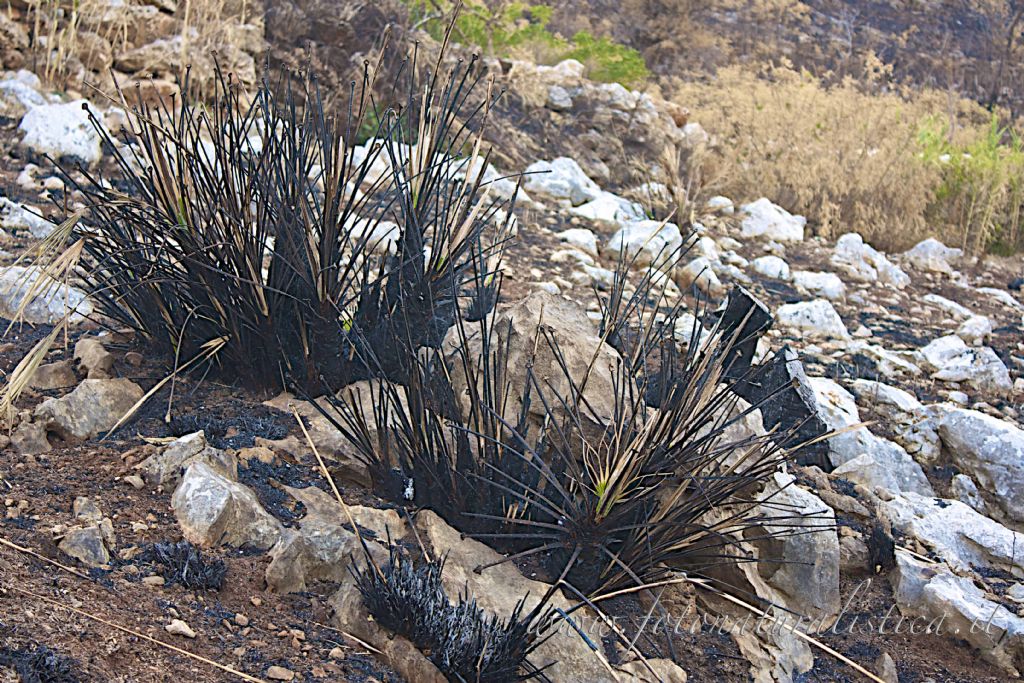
[266,666,295,681]
[233,613,249,627]
[142,575,165,587]
[165,619,196,639]
[123,474,144,490]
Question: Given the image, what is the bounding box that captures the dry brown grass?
[24,0,259,97]
[29,0,115,85]
[670,58,1022,252]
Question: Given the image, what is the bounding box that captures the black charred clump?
[166,413,289,449]
[60,37,511,396]
[320,246,832,599]
[350,544,552,682]
[141,540,227,590]
[0,644,80,683]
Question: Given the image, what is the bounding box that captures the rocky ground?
[2,8,1024,683]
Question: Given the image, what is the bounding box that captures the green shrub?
[918,116,1024,253]
[564,31,649,87]
[405,1,648,87]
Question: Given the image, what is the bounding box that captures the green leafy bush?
[406,1,648,87]
[918,116,1024,253]
[564,31,649,87]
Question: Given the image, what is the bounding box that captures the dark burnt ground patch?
[237,459,324,527]
[0,641,80,683]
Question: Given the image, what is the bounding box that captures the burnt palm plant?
[316,262,827,599]
[57,35,512,394]
[350,541,555,682]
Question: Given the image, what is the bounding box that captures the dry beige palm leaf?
[0,325,62,430]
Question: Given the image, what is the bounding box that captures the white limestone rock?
[556,228,599,257]
[892,550,1024,674]
[568,191,645,224]
[923,293,972,320]
[933,406,1024,524]
[705,195,735,214]
[675,256,726,296]
[740,198,805,242]
[902,238,963,275]
[792,270,846,301]
[808,377,933,495]
[831,233,910,288]
[775,299,849,339]
[881,493,1024,578]
[172,461,283,550]
[0,266,92,324]
[523,157,601,206]
[956,315,993,345]
[19,100,105,166]
[604,220,683,268]
[0,198,55,238]
[751,255,791,280]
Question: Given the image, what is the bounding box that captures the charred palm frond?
[350,543,553,682]
[56,36,513,394]
[140,540,227,590]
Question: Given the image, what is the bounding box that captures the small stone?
[58,526,109,567]
[233,613,249,627]
[740,197,805,242]
[123,474,145,489]
[793,270,846,301]
[172,461,282,550]
[328,646,344,660]
[250,596,263,607]
[33,378,145,440]
[947,390,969,405]
[19,100,105,166]
[266,665,295,681]
[751,255,791,280]
[706,195,734,213]
[74,337,115,378]
[0,265,87,323]
[28,360,77,390]
[142,575,165,587]
[555,228,599,257]
[238,445,276,465]
[73,496,103,524]
[545,85,573,111]
[776,299,849,339]
[875,652,898,683]
[165,619,196,638]
[675,256,725,297]
[124,351,144,367]
[10,421,49,456]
